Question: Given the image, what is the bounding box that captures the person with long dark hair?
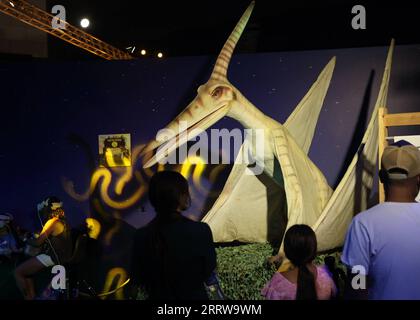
[262,224,336,300]
[130,170,217,300]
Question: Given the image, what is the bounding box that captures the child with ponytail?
[262,224,336,300]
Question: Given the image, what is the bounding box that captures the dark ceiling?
[45,0,420,59]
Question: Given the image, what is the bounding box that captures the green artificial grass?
[215,243,277,300]
[215,243,346,300]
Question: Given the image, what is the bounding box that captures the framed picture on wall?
[98,133,131,167]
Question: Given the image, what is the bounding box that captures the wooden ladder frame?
[378,107,420,202]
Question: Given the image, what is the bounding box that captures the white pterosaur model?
[142,1,395,259]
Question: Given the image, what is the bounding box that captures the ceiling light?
[80,18,90,28]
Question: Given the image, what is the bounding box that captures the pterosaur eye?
[211,87,223,99]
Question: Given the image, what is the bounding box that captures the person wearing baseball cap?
[380,142,420,200]
[341,141,420,300]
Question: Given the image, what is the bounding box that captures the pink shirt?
[261,265,337,300]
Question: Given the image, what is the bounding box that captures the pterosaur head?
[142,1,255,168]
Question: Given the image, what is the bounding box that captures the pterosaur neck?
[228,95,270,131]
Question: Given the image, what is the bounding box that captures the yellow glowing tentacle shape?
[62,178,91,201]
[180,157,228,198]
[180,156,205,181]
[179,157,203,205]
[85,217,101,239]
[100,267,128,300]
[63,144,148,209]
[196,164,230,198]
[92,198,111,221]
[196,164,231,198]
[114,168,132,196]
[209,164,228,184]
[104,213,121,245]
[97,278,130,298]
[180,156,213,202]
[90,168,146,209]
[114,145,144,195]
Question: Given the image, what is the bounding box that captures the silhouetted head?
[148,171,191,218]
[379,141,420,202]
[284,224,318,300]
[37,196,65,221]
[284,224,317,267]
[324,255,336,269]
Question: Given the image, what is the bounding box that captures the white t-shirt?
[341,202,420,300]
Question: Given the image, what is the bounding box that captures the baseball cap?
[381,141,420,180]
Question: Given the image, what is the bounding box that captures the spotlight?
[157,52,163,58]
[141,49,146,56]
[80,18,90,28]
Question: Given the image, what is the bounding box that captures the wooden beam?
[383,112,420,127]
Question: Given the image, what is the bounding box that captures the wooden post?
[378,107,388,203]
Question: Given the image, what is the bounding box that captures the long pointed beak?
[141,103,229,168]
[141,2,256,168]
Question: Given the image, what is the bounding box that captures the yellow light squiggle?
[180,156,227,198]
[85,217,101,239]
[114,145,143,195]
[63,144,147,210]
[180,155,205,182]
[104,213,121,246]
[101,267,128,300]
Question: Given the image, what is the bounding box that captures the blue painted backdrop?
[1,44,419,294]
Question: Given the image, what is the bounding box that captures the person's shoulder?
[316,264,333,278]
[180,219,213,239]
[316,265,337,296]
[316,265,338,289]
[47,216,59,224]
[182,218,211,231]
[352,203,390,224]
[48,217,63,229]
[355,202,418,225]
[196,221,213,234]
